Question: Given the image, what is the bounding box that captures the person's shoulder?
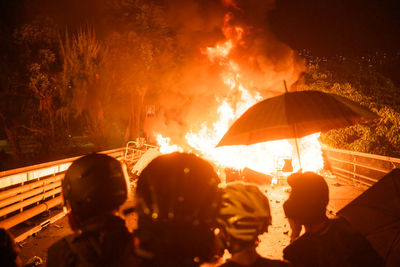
[283,233,316,266]
[47,234,79,267]
[328,217,371,242]
[283,231,313,253]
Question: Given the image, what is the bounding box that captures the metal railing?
[0,148,126,241]
[124,140,158,166]
[4,144,397,242]
[322,146,400,187]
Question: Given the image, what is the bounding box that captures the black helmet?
[283,172,329,225]
[62,153,128,220]
[218,182,271,245]
[135,152,221,264]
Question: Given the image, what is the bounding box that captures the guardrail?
[124,140,158,167]
[4,144,397,242]
[322,146,400,187]
[0,148,126,241]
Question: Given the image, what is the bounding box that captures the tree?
[104,0,179,142]
[0,25,24,165]
[9,16,69,161]
[60,27,111,149]
[297,57,400,157]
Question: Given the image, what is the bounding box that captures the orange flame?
[156,134,183,154]
[156,12,323,176]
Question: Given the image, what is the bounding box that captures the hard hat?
[62,153,128,220]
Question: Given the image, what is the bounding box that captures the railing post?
[353,155,357,183]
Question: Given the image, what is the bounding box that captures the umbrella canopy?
[338,168,400,266]
[217,90,378,147]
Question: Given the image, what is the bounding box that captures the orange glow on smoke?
[155,12,323,176]
[203,40,233,63]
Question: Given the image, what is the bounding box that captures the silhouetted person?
[0,228,22,267]
[283,172,384,267]
[47,153,139,266]
[134,152,221,267]
[217,182,289,267]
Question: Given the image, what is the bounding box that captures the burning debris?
[146,1,323,179]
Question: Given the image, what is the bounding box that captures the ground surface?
[18,176,365,265]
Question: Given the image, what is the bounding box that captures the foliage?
[60,27,110,149]
[298,59,400,157]
[57,0,179,148]
[104,0,179,141]
[0,2,182,168]
[6,17,70,161]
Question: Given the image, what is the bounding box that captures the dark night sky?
[268,0,400,56]
[1,0,400,57]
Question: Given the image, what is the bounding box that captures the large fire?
[154,12,323,177]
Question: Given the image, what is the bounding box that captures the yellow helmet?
[218,182,271,244]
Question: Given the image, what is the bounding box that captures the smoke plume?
[144,0,304,146]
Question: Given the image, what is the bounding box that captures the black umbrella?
[217,90,378,168]
[338,168,400,266]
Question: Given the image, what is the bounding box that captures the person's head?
[135,152,221,266]
[283,172,329,226]
[217,182,271,253]
[62,153,128,229]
